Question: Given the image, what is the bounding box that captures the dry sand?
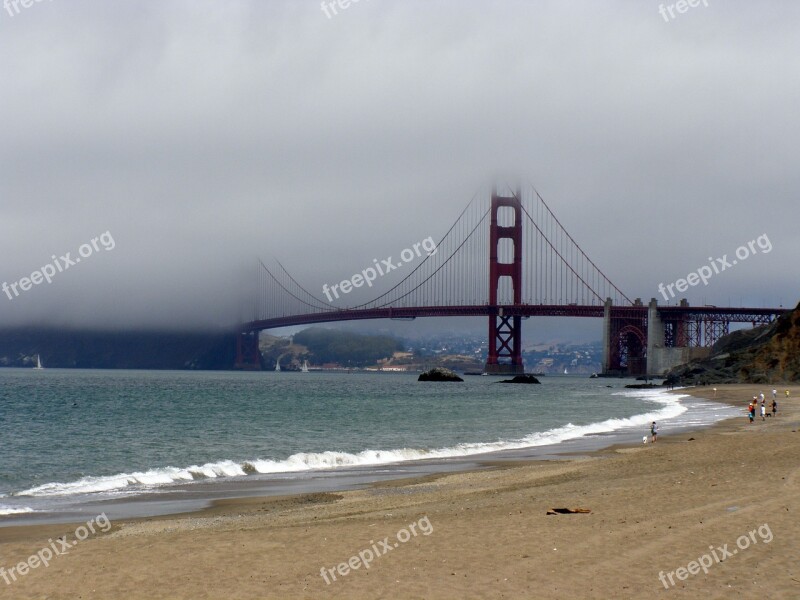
[2,385,799,599]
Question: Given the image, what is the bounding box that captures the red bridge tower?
[484,188,525,375]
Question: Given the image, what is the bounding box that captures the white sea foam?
[16,461,249,497]
[0,505,36,515]
[15,390,690,498]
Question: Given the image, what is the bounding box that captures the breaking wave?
[15,390,687,499]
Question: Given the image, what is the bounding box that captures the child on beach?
[650,421,658,443]
[761,401,766,421]
[772,399,778,417]
[748,402,755,423]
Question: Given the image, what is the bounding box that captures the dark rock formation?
[624,383,665,389]
[418,367,464,382]
[497,374,541,384]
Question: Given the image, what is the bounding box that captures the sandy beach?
[2,384,799,599]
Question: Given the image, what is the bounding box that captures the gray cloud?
[1,0,797,336]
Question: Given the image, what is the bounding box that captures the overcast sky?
[1,1,798,341]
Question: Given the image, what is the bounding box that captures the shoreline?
[3,384,798,598]
[0,386,737,527]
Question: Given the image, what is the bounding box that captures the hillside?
[666,301,800,384]
[292,327,404,368]
[259,328,406,369]
[0,329,236,370]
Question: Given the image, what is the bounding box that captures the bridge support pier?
[647,299,712,377]
[646,298,664,378]
[485,310,524,374]
[484,188,525,375]
[234,331,262,370]
[602,298,612,373]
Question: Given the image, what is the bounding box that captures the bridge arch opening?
[496,205,516,227]
[615,324,647,375]
[496,275,516,305]
[497,238,515,265]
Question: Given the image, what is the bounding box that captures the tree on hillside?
[293,328,403,367]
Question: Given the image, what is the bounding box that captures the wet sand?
[2,385,799,599]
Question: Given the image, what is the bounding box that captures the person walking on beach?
[748,401,755,423]
[650,421,658,443]
[760,400,766,421]
[786,390,790,398]
[772,389,777,400]
[759,392,765,404]
[772,399,778,417]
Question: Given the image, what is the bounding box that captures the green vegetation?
[293,327,404,367]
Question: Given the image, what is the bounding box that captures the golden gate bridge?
[235,184,785,376]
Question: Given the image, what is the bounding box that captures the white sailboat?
[301,360,309,373]
[34,354,44,369]
[275,358,281,372]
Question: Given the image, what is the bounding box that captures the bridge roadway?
[243,304,785,332]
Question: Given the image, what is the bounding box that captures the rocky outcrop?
[624,383,665,389]
[418,367,464,382]
[497,374,541,384]
[666,301,800,384]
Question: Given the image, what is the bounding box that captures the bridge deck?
[244,304,786,332]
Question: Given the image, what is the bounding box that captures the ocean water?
[0,369,738,522]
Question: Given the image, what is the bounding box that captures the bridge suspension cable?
[253,182,632,322]
[517,183,633,306]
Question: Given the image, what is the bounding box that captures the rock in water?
[497,374,541,384]
[624,383,664,389]
[418,367,464,382]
